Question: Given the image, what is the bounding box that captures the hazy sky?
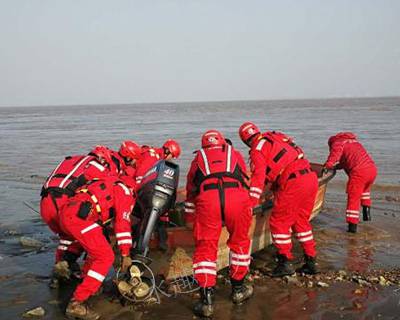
[1,0,399,107]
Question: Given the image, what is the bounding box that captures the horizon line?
[1,95,399,109]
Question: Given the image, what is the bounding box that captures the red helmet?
[119,140,141,160]
[201,130,225,148]
[163,139,181,159]
[328,136,336,148]
[239,122,260,145]
[90,145,113,166]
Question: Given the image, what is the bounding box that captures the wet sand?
[0,182,399,319]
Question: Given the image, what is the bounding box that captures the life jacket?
[41,155,98,197]
[191,144,247,220]
[76,178,128,223]
[193,144,247,190]
[254,131,304,182]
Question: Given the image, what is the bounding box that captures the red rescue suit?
[249,132,318,259]
[59,178,134,302]
[325,132,377,224]
[40,155,115,262]
[110,150,137,191]
[186,144,252,288]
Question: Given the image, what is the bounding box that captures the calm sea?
[0,97,400,319]
[0,97,399,225]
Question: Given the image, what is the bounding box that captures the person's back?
[186,130,253,318]
[239,121,319,278]
[324,132,378,233]
[341,140,375,173]
[40,145,117,267]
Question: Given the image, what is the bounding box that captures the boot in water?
[65,299,100,320]
[347,223,357,233]
[231,278,253,304]
[271,254,295,277]
[362,206,371,221]
[296,255,319,275]
[193,287,214,318]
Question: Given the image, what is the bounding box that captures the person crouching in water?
[324,132,377,233]
[239,122,319,277]
[59,176,135,320]
[185,130,253,318]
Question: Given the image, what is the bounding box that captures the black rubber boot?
[296,255,319,275]
[347,223,357,233]
[362,206,371,221]
[231,278,253,304]
[193,287,214,318]
[271,254,295,277]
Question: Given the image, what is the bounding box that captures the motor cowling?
[135,160,179,258]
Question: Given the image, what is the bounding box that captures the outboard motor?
[135,160,179,260]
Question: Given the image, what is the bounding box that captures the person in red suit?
[60,177,135,320]
[324,132,377,233]
[134,139,181,186]
[110,140,141,175]
[185,130,253,318]
[40,146,118,270]
[239,122,319,277]
[110,140,142,190]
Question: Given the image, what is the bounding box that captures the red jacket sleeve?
[184,154,199,222]
[324,141,344,169]
[84,159,111,181]
[249,148,266,207]
[113,182,135,256]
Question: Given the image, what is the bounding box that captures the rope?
[23,201,40,214]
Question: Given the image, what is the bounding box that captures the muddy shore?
[0,181,399,319]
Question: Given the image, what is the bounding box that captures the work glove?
[121,255,132,273]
